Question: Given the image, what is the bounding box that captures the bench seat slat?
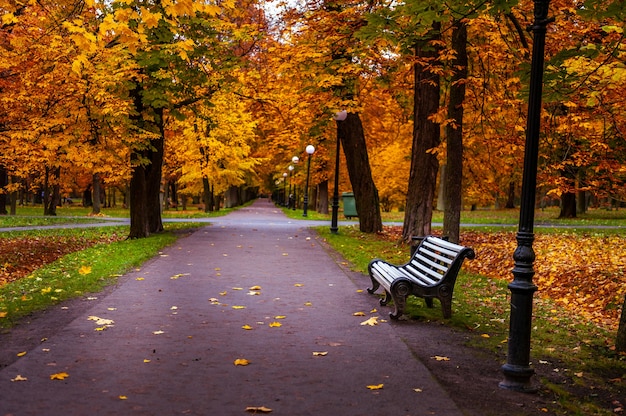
[422,241,460,258]
[409,255,446,280]
[402,264,438,286]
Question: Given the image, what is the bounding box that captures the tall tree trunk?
[317,180,329,214]
[10,176,17,215]
[146,108,164,234]
[436,164,446,212]
[128,86,164,238]
[337,113,382,233]
[202,177,213,212]
[44,167,61,216]
[92,173,101,215]
[505,181,516,209]
[559,192,577,218]
[443,20,468,244]
[403,23,442,242]
[0,165,8,215]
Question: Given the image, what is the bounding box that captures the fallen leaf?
[432,356,450,361]
[370,308,377,313]
[274,315,286,319]
[153,330,165,335]
[16,351,26,357]
[219,291,227,296]
[78,265,92,275]
[232,306,246,310]
[107,307,117,311]
[0,311,7,318]
[366,384,384,390]
[242,325,253,330]
[304,302,312,306]
[313,351,328,356]
[269,322,282,328]
[143,359,151,363]
[353,311,366,316]
[249,285,262,291]
[119,395,128,400]
[294,283,304,287]
[234,358,250,366]
[413,388,423,393]
[170,306,178,310]
[136,277,145,281]
[50,372,69,380]
[360,317,379,326]
[481,334,490,338]
[11,375,28,382]
[87,316,114,326]
[232,287,243,291]
[282,253,288,256]
[245,406,272,413]
[247,291,260,296]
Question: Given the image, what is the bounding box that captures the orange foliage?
[459,231,626,331]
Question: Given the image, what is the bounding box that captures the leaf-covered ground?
[382,228,626,332]
[0,234,124,287]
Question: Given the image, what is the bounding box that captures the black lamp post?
[282,172,288,206]
[302,145,315,217]
[291,156,299,209]
[500,0,553,393]
[288,165,294,208]
[331,110,347,233]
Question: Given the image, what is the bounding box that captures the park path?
[0,199,462,416]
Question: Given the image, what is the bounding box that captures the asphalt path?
[0,199,463,416]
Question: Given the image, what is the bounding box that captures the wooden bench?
[367,236,475,319]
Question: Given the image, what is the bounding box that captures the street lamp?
[331,110,347,233]
[500,0,553,393]
[288,165,294,209]
[302,145,315,217]
[292,156,299,209]
[282,172,288,206]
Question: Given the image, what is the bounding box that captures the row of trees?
[1,0,624,240]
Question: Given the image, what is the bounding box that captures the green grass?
[0,223,202,328]
[280,204,626,228]
[0,204,244,228]
[315,225,626,416]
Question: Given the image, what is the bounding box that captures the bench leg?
[366,275,381,295]
[438,285,453,319]
[425,297,434,309]
[389,281,411,320]
[380,290,391,306]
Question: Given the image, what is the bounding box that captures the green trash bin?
[342,192,358,219]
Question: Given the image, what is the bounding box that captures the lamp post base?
[500,364,538,393]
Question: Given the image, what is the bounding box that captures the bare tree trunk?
[559,192,577,218]
[317,180,329,214]
[92,173,101,215]
[337,113,382,233]
[0,165,7,215]
[443,20,467,244]
[403,23,442,242]
[44,167,61,216]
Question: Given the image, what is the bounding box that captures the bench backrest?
[401,236,476,287]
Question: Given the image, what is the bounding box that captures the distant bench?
[367,236,475,319]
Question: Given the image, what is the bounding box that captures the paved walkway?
[0,199,462,416]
